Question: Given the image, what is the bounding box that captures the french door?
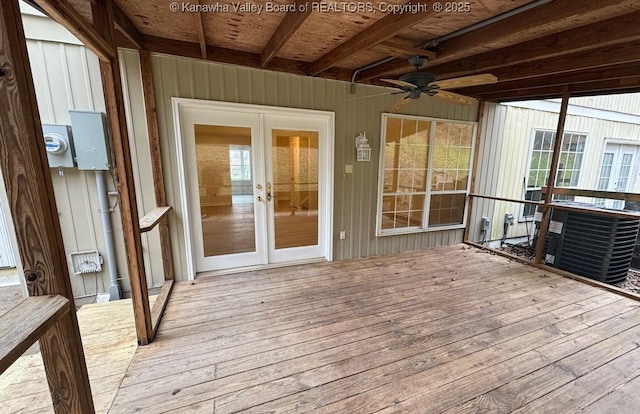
[597,143,639,209]
[175,100,333,275]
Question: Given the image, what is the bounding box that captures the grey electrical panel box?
[69,110,111,171]
[42,124,75,168]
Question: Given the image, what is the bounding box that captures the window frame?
[521,128,588,221]
[376,113,477,236]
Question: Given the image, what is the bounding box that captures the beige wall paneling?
[121,52,478,280]
[25,37,128,302]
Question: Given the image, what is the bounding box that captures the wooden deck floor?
[0,297,154,413]
[107,245,640,413]
[4,245,640,413]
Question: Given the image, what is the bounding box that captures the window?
[229,145,252,195]
[523,130,586,218]
[377,114,475,235]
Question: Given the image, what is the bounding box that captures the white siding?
[21,12,165,301]
[468,103,508,243]
[568,93,640,117]
[485,104,640,242]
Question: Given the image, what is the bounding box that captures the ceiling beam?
[310,8,434,75]
[431,39,640,86]
[30,0,114,60]
[193,0,207,59]
[427,11,640,82]
[479,78,640,102]
[357,0,640,82]
[436,0,639,64]
[113,2,142,49]
[142,35,359,83]
[458,62,640,98]
[374,40,437,60]
[261,0,311,67]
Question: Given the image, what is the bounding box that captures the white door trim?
[172,98,334,280]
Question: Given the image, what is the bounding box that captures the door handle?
[266,182,272,202]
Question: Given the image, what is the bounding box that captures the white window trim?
[595,139,640,207]
[376,113,477,237]
[520,128,589,221]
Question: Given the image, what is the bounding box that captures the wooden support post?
[93,0,153,345]
[535,89,570,264]
[464,100,485,243]
[0,0,95,411]
[140,49,175,282]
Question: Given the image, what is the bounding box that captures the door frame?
[172,98,335,280]
[597,139,640,208]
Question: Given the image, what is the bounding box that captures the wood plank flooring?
[0,296,155,414]
[107,245,640,413]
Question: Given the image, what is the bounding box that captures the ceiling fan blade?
[381,79,418,89]
[391,96,412,112]
[429,73,498,89]
[433,90,477,105]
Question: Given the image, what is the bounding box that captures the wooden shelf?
[0,295,69,374]
[139,206,171,233]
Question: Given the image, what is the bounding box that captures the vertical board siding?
[485,104,640,242]
[570,93,640,117]
[25,38,127,300]
[22,28,165,300]
[121,52,477,280]
[468,103,506,243]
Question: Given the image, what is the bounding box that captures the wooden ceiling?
[32,0,640,101]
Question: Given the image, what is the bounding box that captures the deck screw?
[26,273,38,282]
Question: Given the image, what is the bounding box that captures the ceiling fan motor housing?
[399,71,437,91]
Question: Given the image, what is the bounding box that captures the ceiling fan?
[379,56,498,112]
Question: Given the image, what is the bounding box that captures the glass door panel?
[271,129,319,249]
[180,105,265,273]
[194,124,256,257]
[177,102,331,274]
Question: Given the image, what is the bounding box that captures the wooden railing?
[465,189,640,264]
[138,206,174,338]
[0,296,69,374]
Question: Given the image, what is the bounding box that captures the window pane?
[533,131,544,150]
[429,194,465,226]
[456,170,469,190]
[443,171,456,191]
[398,170,413,192]
[526,130,586,196]
[413,145,429,168]
[446,148,460,169]
[379,116,473,233]
[401,119,418,141]
[413,169,427,190]
[527,170,537,188]
[386,117,401,143]
[459,124,474,147]
[383,169,396,192]
[523,189,542,218]
[384,144,396,169]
